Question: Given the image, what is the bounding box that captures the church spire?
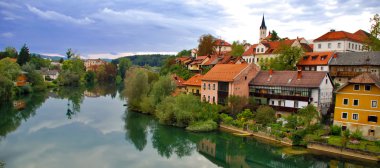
[260,14,266,29]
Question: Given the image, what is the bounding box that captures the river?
[0,85,379,168]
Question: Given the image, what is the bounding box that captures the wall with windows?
[200,81,219,104]
[314,40,365,52]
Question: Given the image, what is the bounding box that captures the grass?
[327,136,380,153]
[186,120,218,132]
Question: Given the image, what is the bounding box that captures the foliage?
[30,54,51,70]
[297,104,319,126]
[118,58,132,79]
[197,34,215,56]
[237,109,254,121]
[226,95,248,116]
[58,58,85,86]
[220,113,234,125]
[0,58,21,101]
[84,71,96,84]
[274,45,304,70]
[160,57,194,80]
[230,41,245,57]
[350,129,363,140]
[177,49,191,57]
[4,46,18,58]
[330,125,342,136]
[114,54,172,67]
[17,44,31,65]
[21,63,46,91]
[285,115,299,129]
[66,48,75,59]
[96,63,117,82]
[269,30,280,41]
[254,105,276,126]
[186,120,218,132]
[124,68,152,110]
[369,13,380,51]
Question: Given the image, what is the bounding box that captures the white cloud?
[40,53,65,57]
[26,5,94,25]
[0,1,21,9]
[1,10,23,20]
[86,52,177,59]
[1,32,14,38]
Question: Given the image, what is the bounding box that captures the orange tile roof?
[242,40,297,56]
[349,72,380,84]
[214,39,231,46]
[190,56,208,65]
[183,74,203,86]
[172,74,185,87]
[314,30,368,43]
[242,44,258,56]
[297,52,334,66]
[202,64,250,82]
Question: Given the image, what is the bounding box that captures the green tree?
[197,34,215,56]
[118,58,132,79]
[0,58,21,101]
[84,71,96,84]
[227,95,248,116]
[297,104,319,126]
[66,48,75,59]
[255,105,276,126]
[269,30,280,41]
[21,63,46,91]
[124,68,151,110]
[17,44,31,65]
[57,58,85,86]
[176,49,191,57]
[274,45,304,70]
[30,54,51,70]
[231,41,245,57]
[59,58,64,63]
[5,46,18,58]
[369,13,380,51]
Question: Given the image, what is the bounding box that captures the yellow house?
[183,74,203,96]
[188,56,209,71]
[333,73,380,140]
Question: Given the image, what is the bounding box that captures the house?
[183,74,203,96]
[188,56,209,71]
[171,74,186,96]
[201,63,259,105]
[14,72,28,87]
[249,70,334,116]
[333,73,380,140]
[313,29,369,52]
[297,52,334,72]
[214,39,232,55]
[84,59,107,71]
[175,56,193,66]
[40,69,59,81]
[329,51,380,85]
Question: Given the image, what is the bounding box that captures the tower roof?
[260,15,267,29]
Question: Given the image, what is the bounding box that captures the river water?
[0,85,379,168]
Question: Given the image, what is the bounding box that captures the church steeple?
[259,14,267,41]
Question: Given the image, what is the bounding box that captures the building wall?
[185,85,201,95]
[314,40,365,52]
[201,81,218,104]
[334,83,380,139]
[242,55,255,64]
[229,64,257,98]
[188,64,200,71]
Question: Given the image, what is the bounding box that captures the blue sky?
[0,0,379,59]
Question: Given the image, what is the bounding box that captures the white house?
[313,29,369,52]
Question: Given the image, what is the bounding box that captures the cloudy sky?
[0,0,379,59]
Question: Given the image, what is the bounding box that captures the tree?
[369,14,380,51]
[255,105,276,126]
[176,49,191,57]
[231,41,245,57]
[0,58,21,101]
[59,58,64,63]
[273,45,304,70]
[57,58,85,86]
[118,58,132,79]
[269,30,280,41]
[5,47,18,58]
[227,95,248,116]
[124,68,150,110]
[297,104,319,126]
[17,44,30,65]
[66,48,75,59]
[21,63,46,91]
[197,34,215,56]
[30,54,51,70]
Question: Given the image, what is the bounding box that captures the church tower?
[259,15,267,41]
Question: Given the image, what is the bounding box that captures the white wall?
[242,56,255,64]
[314,40,365,52]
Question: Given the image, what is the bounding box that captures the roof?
[190,56,208,65]
[260,15,266,29]
[300,43,313,52]
[172,74,185,87]
[329,51,380,66]
[314,30,369,43]
[183,74,203,86]
[214,39,231,46]
[297,52,334,66]
[242,44,258,56]
[250,71,328,88]
[41,70,59,75]
[202,64,250,82]
[336,72,380,92]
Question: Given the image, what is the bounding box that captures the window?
[342,126,347,131]
[353,99,359,106]
[256,58,259,62]
[202,95,206,101]
[349,43,351,49]
[294,101,299,108]
[271,101,275,105]
[278,101,281,106]
[355,44,358,50]
[318,44,321,49]
[325,78,328,84]
[342,112,348,119]
[245,76,247,80]
[257,48,260,52]
[365,85,371,91]
[352,113,359,120]
[343,98,349,105]
[338,43,341,48]
[328,43,331,49]
[372,100,378,108]
[203,83,206,90]
[212,96,215,103]
[261,48,264,52]
[305,67,310,71]
[353,84,360,91]
[208,84,210,90]
[213,84,215,90]
[368,116,378,122]
[321,67,324,71]
[208,96,210,102]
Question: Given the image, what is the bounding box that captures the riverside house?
[333,73,380,140]
[201,63,259,105]
[249,70,334,116]
[84,59,107,71]
[183,74,203,96]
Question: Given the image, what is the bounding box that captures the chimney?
[297,69,302,80]
[269,69,273,76]
[333,53,337,58]
[330,29,335,32]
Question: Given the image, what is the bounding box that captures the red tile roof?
[250,71,328,88]
[242,44,258,56]
[172,74,185,87]
[183,74,203,86]
[190,56,208,65]
[202,64,251,82]
[314,30,369,43]
[214,39,231,46]
[297,52,334,66]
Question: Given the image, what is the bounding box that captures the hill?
[113,54,173,67]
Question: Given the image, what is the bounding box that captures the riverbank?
[219,124,380,162]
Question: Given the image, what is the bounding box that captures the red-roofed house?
[188,56,209,71]
[214,39,232,55]
[201,63,259,105]
[183,74,203,96]
[313,29,369,52]
[297,52,334,72]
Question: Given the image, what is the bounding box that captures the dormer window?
[303,56,309,60]
[256,48,260,52]
[311,56,318,60]
[321,56,327,60]
[261,48,264,52]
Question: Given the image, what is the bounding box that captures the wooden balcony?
[329,71,363,77]
[251,92,310,102]
[270,105,298,113]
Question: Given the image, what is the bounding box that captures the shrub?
[255,105,276,126]
[237,109,254,121]
[186,120,218,132]
[350,129,363,140]
[330,125,341,136]
[220,113,233,125]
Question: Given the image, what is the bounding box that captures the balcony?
[270,106,298,113]
[329,71,363,77]
[251,92,310,102]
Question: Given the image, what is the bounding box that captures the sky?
[0,0,379,59]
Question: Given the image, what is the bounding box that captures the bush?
[330,125,341,136]
[237,109,254,121]
[291,130,306,146]
[350,129,363,140]
[255,105,276,126]
[220,113,233,125]
[186,120,218,132]
[343,129,350,138]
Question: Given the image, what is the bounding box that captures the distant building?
[249,70,334,116]
[329,51,380,85]
[84,59,107,71]
[40,69,59,81]
[297,52,334,72]
[14,72,28,87]
[313,29,369,52]
[214,39,232,55]
[171,74,186,96]
[183,74,203,96]
[188,56,209,71]
[333,73,380,140]
[201,63,259,105]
